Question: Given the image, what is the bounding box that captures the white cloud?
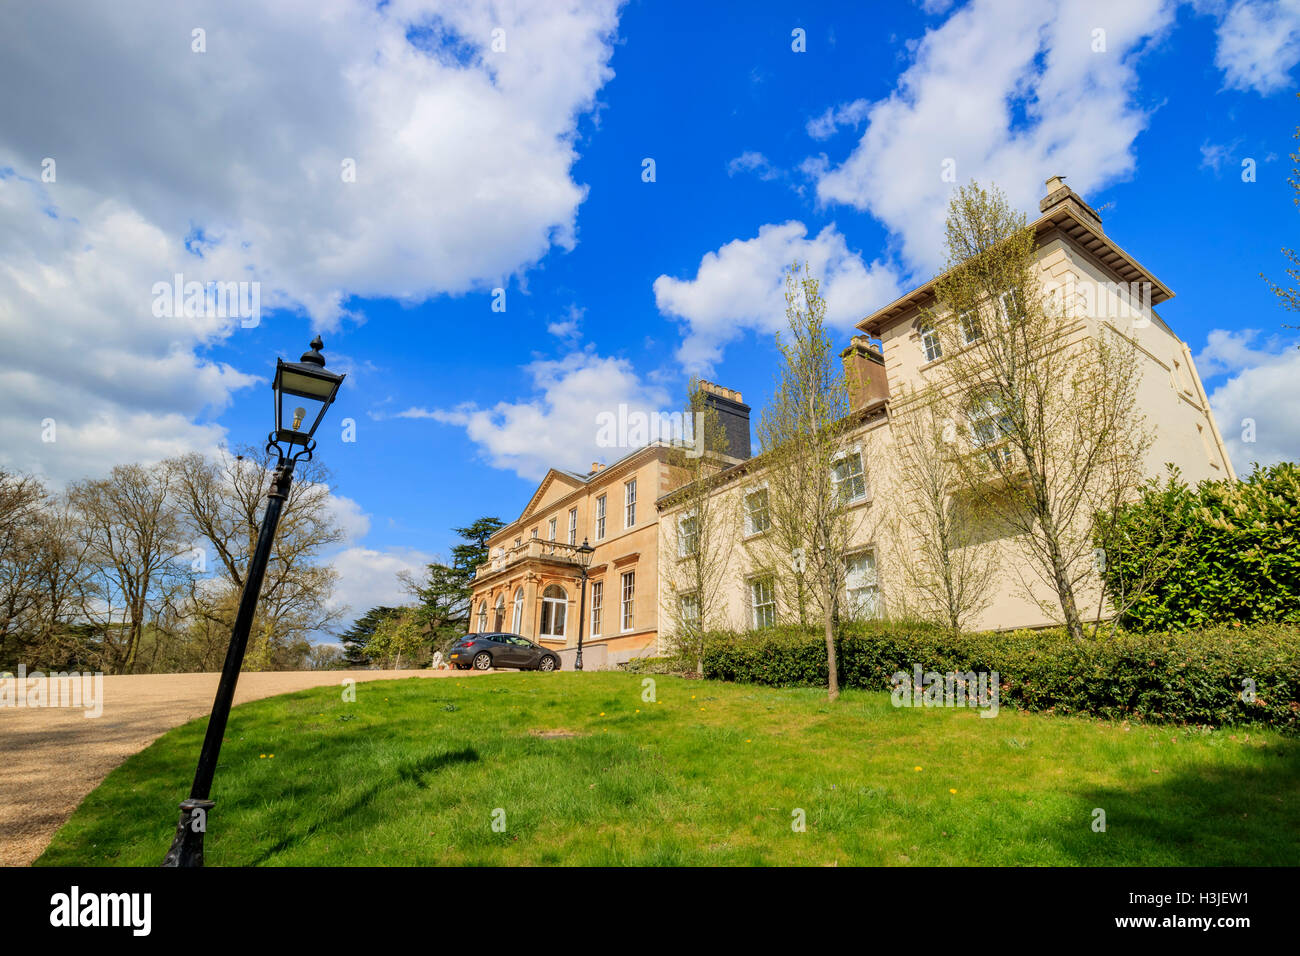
[653,221,901,373]
[326,545,436,619]
[809,0,1179,273]
[726,151,781,180]
[323,492,373,545]
[806,99,871,140]
[1213,0,1300,94]
[1197,329,1300,468]
[547,304,586,341]
[0,0,621,482]
[424,349,672,481]
[1199,138,1243,174]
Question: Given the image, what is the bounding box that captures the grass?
[37,672,1300,866]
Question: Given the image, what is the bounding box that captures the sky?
[0,0,1297,631]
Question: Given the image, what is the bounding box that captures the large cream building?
[654,177,1235,643]
[468,383,751,667]
[470,177,1235,662]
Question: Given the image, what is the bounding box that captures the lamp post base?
[161,798,215,868]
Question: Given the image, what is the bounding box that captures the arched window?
[539,584,568,639]
[477,601,488,632]
[511,587,525,633]
[493,594,505,631]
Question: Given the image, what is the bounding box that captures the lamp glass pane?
[279,367,337,399]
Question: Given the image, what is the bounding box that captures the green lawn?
[37,672,1300,866]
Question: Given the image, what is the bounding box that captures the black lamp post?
[573,538,595,671]
[162,336,344,867]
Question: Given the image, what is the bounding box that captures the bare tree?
[660,381,738,673]
[923,182,1150,640]
[756,263,866,701]
[0,471,51,662]
[167,446,344,671]
[883,387,999,631]
[68,464,192,673]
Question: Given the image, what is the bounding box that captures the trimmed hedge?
[1097,462,1300,632]
[701,620,1300,733]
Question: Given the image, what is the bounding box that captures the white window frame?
[750,577,776,629]
[744,485,771,536]
[476,602,488,632]
[511,587,524,633]
[831,449,868,505]
[968,394,1014,467]
[624,479,637,528]
[548,516,557,541]
[539,584,568,639]
[620,570,635,632]
[997,288,1019,325]
[590,580,603,637]
[679,591,700,630]
[920,323,942,363]
[844,550,881,620]
[959,309,982,345]
[568,508,577,545]
[595,494,606,540]
[678,511,700,558]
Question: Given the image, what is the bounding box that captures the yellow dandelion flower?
[949,788,957,794]
[914,766,922,772]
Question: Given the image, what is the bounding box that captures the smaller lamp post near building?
[573,538,595,670]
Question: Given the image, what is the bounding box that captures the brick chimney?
[840,336,889,410]
[1040,174,1104,231]
[589,462,604,475]
[693,381,751,459]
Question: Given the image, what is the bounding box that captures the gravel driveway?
[0,669,485,866]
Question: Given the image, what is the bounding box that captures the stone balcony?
[475,537,586,581]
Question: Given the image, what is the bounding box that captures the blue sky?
[0,0,1297,624]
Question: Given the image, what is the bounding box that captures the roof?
[856,201,1175,337]
[489,440,680,545]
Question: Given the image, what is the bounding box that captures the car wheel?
[472,652,493,671]
[538,655,556,672]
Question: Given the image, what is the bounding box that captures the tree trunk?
[823,602,839,702]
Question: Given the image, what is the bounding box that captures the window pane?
[621,571,635,630]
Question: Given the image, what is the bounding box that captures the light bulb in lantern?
[292,406,306,430]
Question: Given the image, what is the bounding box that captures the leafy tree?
[399,561,474,655]
[363,610,429,669]
[338,606,400,667]
[451,517,505,574]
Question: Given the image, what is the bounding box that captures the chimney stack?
[1039,174,1104,231]
[693,381,751,460]
[840,336,889,410]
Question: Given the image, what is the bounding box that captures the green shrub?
[702,620,1300,733]
[1096,462,1300,632]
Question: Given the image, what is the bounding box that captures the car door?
[504,636,535,668]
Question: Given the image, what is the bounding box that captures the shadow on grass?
[243,747,479,866]
[1045,748,1300,866]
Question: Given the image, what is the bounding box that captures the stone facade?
[654,177,1236,642]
